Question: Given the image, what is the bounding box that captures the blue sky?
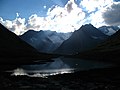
[0,0,120,35]
[0,0,69,20]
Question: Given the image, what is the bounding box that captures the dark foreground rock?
[0,67,120,90]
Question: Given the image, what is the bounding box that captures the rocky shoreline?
[0,66,120,90]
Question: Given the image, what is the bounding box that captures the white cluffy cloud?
[80,0,113,13]
[0,13,26,35]
[0,0,119,35]
[26,0,85,33]
[79,0,115,27]
[0,0,85,35]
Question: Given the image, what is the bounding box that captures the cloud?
[43,5,47,9]
[102,2,120,26]
[0,16,26,35]
[66,0,73,13]
[16,13,20,17]
[0,0,86,35]
[80,0,114,13]
[26,0,85,33]
[0,0,119,35]
[85,10,105,28]
[79,0,119,27]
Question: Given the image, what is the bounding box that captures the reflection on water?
[11,57,113,78]
[12,68,74,78]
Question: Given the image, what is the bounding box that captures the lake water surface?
[11,57,114,78]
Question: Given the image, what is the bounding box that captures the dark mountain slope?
[55,24,108,54]
[78,29,120,63]
[0,23,53,64]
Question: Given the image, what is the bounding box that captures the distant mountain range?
[0,23,54,64]
[20,30,72,53]
[20,24,118,54]
[55,24,108,54]
[0,22,120,64]
[98,26,119,36]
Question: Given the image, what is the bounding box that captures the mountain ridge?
[98,26,119,36]
[0,23,54,64]
[55,24,108,54]
[20,30,72,53]
[77,29,120,63]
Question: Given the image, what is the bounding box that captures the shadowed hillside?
[0,23,55,64]
[77,29,120,63]
[55,24,108,54]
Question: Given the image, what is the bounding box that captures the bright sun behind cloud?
[0,0,119,35]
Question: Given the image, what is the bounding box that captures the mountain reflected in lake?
[11,57,114,78]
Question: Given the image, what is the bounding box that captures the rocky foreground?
[0,66,120,90]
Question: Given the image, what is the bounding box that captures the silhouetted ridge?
[0,23,53,64]
[55,24,108,54]
[78,29,120,63]
[111,29,120,38]
[0,23,39,56]
[80,24,106,37]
